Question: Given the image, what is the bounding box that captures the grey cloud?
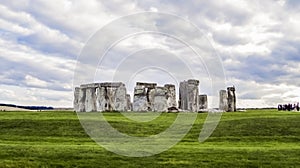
[1,0,300,107]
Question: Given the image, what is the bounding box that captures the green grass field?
[0,109,300,167]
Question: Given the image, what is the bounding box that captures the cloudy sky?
[0,0,299,108]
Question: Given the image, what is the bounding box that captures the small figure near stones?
[278,104,283,111]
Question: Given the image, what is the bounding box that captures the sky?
[0,0,300,108]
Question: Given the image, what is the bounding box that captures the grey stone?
[219,87,237,112]
[133,96,148,111]
[73,87,80,112]
[101,82,123,88]
[179,79,199,112]
[74,80,216,113]
[74,82,128,112]
[136,82,157,88]
[164,84,177,108]
[134,85,146,96]
[132,82,176,112]
[113,84,127,111]
[227,86,236,112]
[96,87,107,112]
[219,90,228,111]
[78,87,86,112]
[85,87,97,112]
[133,82,156,111]
[153,87,168,112]
[198,94,208,110]
[126,94,132,111]
[80,83,99,88]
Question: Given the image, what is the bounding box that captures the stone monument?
[178,79,199,112]
[227,86,236,112]
[198,94,208,110]
[219,90,228,112]
[74,82,129,112]
[219,86,236,112]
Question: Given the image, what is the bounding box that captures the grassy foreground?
[0,109,300,167]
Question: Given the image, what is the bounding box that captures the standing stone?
[113,84,127,111]
[74,82,128,112]
[78,87,86,112]
[198,94,208,110]
[179,82,188,110]
[85,86,97,112]
[100,82,127,112]
[96,86,107,112]
[133,85,148,112]
[227,86,236,112]
[133,82,157,111]
[164,84,177,108]
[74,87,80,112]
[153,87,168,112]
[126,94,132,111]
[132,82,177,112]
[179,79,199,111]
[219,90,228,111]
[106,87,116,111]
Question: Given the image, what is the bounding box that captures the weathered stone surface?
[179,79,199,111]
[148,88,155,110]
[219,90,228,111]
[96,87,107,112]
[165,84,177,108]
[101,82,123,88]
[153,87,168,112]
[132,82,176,112]
[74,82,128,112]
[136,82,157,88]
[219,87,237,112]
[134,85,146,95]
[198,94,208,110]
[133,83,156,111]
[133,96,148,111]
[78,87,86,112]
[85,87,97,112]
[113,84,127,111]
[80,83,100,88]
[227,86,236,112]
[106,87,116,111]
[73,87,80,112]
[126,94,132,111]
[75,80,217,113]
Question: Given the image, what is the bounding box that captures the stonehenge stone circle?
[74,80,236,112]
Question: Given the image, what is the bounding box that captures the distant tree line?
[0,103,54,110]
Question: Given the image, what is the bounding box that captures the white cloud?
[24,75,48,88]
[0,84,73,107]
[0,0,299,108]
